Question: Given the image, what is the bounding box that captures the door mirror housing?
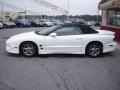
[49,33,57,37]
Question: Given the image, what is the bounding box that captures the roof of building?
[99,0,108,4]
[99,0,120,10]
[98,0,108,9]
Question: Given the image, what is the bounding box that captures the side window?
[107,10,116,26]
[54,27,81,36]
[80,25,98,34]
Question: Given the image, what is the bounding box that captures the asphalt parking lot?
[0,27,120,90]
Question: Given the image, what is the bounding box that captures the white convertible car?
[6,24,117,57]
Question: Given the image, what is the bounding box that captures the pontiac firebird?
[6,24,117,57]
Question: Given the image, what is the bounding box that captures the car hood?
[7,32,37,42]
[45,22,53,24]
[96,30,115,35]
[22,22,29,25]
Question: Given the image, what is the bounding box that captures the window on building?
[0,17,2,22]
[107,11,116,26]
[107,10,120,27]
[116,12,120,27]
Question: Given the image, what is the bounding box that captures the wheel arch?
[85,41,103,53]
[19,41,39,54]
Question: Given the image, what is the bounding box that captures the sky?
[1,0,101,15]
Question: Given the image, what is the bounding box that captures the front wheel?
[19,24,23,28]
[4,24,8,28]
[20,42,38,57]
[86,43,103,58]
[44,24,47,27]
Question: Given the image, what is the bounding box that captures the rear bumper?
[103,42,117,53]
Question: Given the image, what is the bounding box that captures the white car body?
[3,21,16,27]
[4,22,16,26]
[43,21,54,26]
[0,22,3,29]
[6,24,117,57]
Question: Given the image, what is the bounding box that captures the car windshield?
[22,20,27,23]
[18,19,27,23]
[35,25,61,36]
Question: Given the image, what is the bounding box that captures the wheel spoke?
[89,44,101,57]
[22,43,35,56]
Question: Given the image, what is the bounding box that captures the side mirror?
[49,33,57,37]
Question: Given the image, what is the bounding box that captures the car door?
[44,26,83,53]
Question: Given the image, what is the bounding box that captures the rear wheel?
[44,24,47,27]
[20,42,38,57]
[86,42,103,58]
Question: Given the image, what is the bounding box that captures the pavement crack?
[36,62,62,90]
[56,73,70,90]
[0,81,15,90]
[56,65,75,90]
[57,64,88,90]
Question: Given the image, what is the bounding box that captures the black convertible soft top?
[36,23,98,36]
[61,23,98,34]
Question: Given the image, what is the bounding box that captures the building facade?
[0,11,26,22]
[99,0,120,41]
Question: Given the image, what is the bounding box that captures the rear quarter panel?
[80,34,115,52]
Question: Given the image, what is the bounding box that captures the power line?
[30,0,68,15]
[0,1,40,15]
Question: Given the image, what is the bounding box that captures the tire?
[19,24,23,28]
[4,24,8,28]
[20,42,38,57]
[86,42,103,58]
[33,24,36,27]
[44,24,47,27]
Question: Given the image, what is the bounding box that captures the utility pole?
[67,0,69,20]
[25,11,26,19]
[53,8,55,20]
[97,9,99,23]
[1,0,4,22]
[41,0,43,19]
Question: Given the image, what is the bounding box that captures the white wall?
[0,11,25,21]
[102,10,107,26]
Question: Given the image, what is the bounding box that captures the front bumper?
[6,41,19,54]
